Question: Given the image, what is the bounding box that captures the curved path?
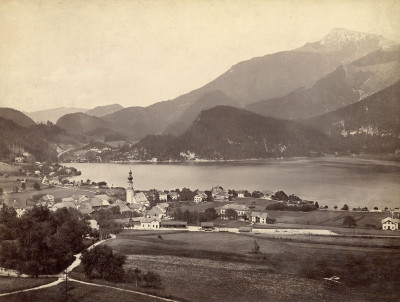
[0,235,118,297]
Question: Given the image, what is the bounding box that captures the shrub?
[143,271,162,288]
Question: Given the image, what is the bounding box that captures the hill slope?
[135,106,330,160]
[56,113,114,135]
[101,28,391,139]
[85,104,124,117]
[26,107,88,123]
[0,108,35,127]
[306,80,400,154]
[246,45,400,120]
[308,80,400,137]
[0,117,64,162]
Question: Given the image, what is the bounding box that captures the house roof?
[90,197,104,207]
[217,204,250,211]
[61,197,74,203]
[53,201,76,209]
[161,220,187,226]
[129,203,144,210]
[251,211,269,218]
[133,192,148,203]
[382,217,400,223]
[147,205,166,216]
[95,194,110,201]
[139,217,161,223]
[201,222,214,227]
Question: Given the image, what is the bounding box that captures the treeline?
[0,205,92,277]
[171,207,218,224]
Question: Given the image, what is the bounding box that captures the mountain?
[26,107,88,123]
[307,80,400,154]
[163,90,240,136]
[85,104,124,117]
[107,28,392,138]
[101,107,169,141]
[246,45,400,120]
[0,116,65,162]
[134,106,330,160]
[0,108,35,127]
[308,80,400,137]
[56,113,114,135]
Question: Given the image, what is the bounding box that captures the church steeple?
[126,168,135,203]
[128,168,133,184]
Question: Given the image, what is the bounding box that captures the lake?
[68,157,400,209]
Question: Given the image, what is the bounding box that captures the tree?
[81,245,126,281]
[225,209,238,220]
[252,240,260,254]
[334,205,338,210]
[341,204,349,211]
[343,216,357,228]
[314,202,319,209]
[0,187,3,195]
[272,191,288,201]
[21,182,26,191]
[13,186,19,193]
[125,267,143,287]
[203,208,218,221]
[33,182,41,190]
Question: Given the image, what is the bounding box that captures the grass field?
[96,230,400,302]
[268,210,388,229]
[0,280,164,302]
[0,186,97,207]
[0,163,20,174]
[0,277,57,294]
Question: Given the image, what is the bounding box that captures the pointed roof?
[128,168,133,182]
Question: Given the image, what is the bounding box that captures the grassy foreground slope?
[94,230,400,302]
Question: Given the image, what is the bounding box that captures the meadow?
[86,230,400,302]
[0,277,57,294]
[0,280,164,302]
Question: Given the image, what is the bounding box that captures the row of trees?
[171,207,218,224]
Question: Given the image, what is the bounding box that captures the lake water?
[68,157,400,209]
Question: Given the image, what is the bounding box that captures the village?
[1,163,399,234]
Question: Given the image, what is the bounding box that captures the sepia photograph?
[0,0,399,301]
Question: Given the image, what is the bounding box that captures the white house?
[158,192,168,201]
[251,212,269,224]
[216,204,250,219]
[382,217,399,230]
[194,194,203,203]
[138,217,161,230]
[237,191,245,198]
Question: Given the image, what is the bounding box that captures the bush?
[143,271,162,288]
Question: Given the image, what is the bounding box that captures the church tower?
[126,169,135,204]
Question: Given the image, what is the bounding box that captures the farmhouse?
[158,192,168,201]
[237,191,245,198]
[382,217,399,230]
[168,191,179,200]
[194,194,204,203]
[216,204,250,220]
[136,217,161,230]
[251,212,269,224]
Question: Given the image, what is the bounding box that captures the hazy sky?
[0,0,399,112]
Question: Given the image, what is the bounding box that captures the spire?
[128,168,133,182]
